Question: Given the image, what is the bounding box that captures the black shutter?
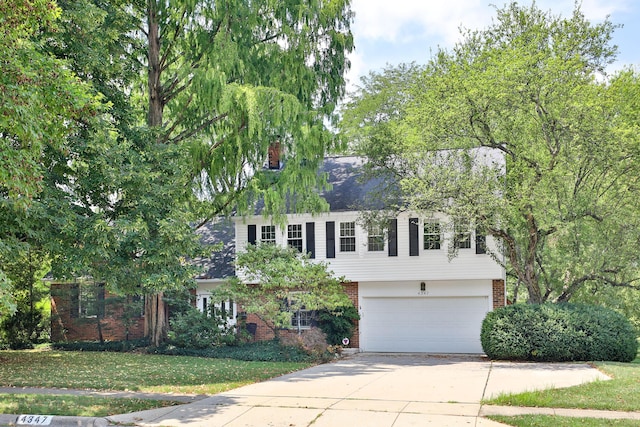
[248,225,257,245]
[326,221,335,258]
[388,218,398,257]
[476,229,487,254]
[409,217,419,256]
[306,222,316,259]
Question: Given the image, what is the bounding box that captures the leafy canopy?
[215,244,352,331]
[340,2,640,304]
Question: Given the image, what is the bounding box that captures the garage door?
[360,296,488,353]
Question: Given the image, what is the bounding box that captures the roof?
[194,156,386,280]
[321,156,387,211]
[193,218,235,280]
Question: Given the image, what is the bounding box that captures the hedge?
[481,303,638,362]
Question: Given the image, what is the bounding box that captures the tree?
[39,0,354,345]
[0,0,96,316]
[341,2,640,304]
[215,244,353,336]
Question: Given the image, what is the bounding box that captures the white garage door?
[361,296,489,353]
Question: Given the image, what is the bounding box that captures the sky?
[346,0,640,92]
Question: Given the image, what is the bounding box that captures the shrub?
[167,306,236,349]
[317,305,360,345]
[152,339,316,362]
[51,339,149,352]
[481,303,638,362]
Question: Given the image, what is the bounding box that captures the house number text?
[16,415,53,425]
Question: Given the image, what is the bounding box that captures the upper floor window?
[454,221,472,249]
[423,221,441,250]
[367,224,385,251]
[339,221,356,252]
[261,225,276,244]
[287,224,303,252]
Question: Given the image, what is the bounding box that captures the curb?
[0,414,110,427]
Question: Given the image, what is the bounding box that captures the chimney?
[268,141,281,170]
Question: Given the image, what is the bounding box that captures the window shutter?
[248,225,256,245]
[326,221,335,258]
[388,218,398,257]
[409,218,419,256]
[476,229,487,254]
[306,222,316,258]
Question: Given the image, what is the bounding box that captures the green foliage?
[168,306,236,349]
[317,305,360,345]
[152,340,316,363]
[340,2,640,305]
[215,244,353,332]
[51,339,149,352]
[481,304,638,362]
[0,248,50,349]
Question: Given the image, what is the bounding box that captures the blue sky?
[346,0,640,91]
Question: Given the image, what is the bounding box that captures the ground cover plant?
[0,394,180,417]
[0,349,312,395]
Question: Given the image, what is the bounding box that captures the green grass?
[484,358,640,412]
[0,394,180,417]
[0,349,312,395]
[488,415,640,427]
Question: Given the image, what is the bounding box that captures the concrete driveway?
[110,353,609,427]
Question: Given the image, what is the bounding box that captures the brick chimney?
[268,141,281,170]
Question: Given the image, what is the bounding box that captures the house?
[51,150,505,353]
[196,154,506,354]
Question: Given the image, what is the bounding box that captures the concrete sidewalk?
[104,353,632,426]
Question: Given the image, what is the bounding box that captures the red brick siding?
[492,279,506,309]
[50,283,145,342]
[242,282,360,348]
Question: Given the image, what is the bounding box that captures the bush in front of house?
[481,303,638,362]
[152,339,316,362]
[316,305,360,346]
[167,306,237,349]
[52,339,149,352]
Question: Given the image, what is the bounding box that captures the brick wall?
[492,279,506,309]
[50,283,145,342]
[243,282,360,348]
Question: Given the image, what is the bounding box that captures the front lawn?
[488,415,640,427]
[485,358,640,412]
[0,394,180,417]
[484,356,640,426]
[0,349,311,395]
[0,348,312,417]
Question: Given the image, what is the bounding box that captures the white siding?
[234,211,503,283]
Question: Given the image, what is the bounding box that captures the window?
[454,221,472,249]
[339,221,356,252]
[423,221,441,250]
[287,293,314,330]
[291,309,314,329]
[73,282,105,318]
[287,224,303,252]
[261,225,276,244]
[367,224,385,251]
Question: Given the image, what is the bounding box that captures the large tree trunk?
[144,292,168,346]
[147,0,163,128]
